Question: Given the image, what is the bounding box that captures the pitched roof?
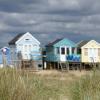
[77,40,89,48]
[8,33,24,45]
[46,38,63,47]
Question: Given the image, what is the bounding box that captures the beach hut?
[0,47,11,68]
[45,38,78,69]
[8,32,42,69]
[77,40,100,63]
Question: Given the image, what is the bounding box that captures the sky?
[0,0,100,47]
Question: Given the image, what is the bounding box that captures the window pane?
[25,45,28,52]
[77,48,81,54]
[67,48,69,55]
[72,47,75,54]
[29,45,31,51]
[61,47,65,54]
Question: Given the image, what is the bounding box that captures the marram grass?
[69,70,100,100]
[0,68,69,100]
[0,68,100,100]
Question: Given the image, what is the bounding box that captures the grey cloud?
[0,0,100,46]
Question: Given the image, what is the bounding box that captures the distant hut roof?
[46,38,63,47]
[8,33,24,45]
[77,40,89,48]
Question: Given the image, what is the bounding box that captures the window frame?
[61,47,65,55]
[66,48,69,55]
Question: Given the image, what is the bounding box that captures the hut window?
[84,48,88,56]
[56,47,60,54]
[19,44,22,46]
[18,44,23,50]
[66,48,69,55]
[29,45,31,51]
[72,47,75,54]
[98,48,100,56]
[25,39,29,40]
[61,47,65,54]
[77,48,81,54]
[25,45,27,52]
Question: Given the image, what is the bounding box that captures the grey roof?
[8,33,24,45]
[77,40,89,48]
[46,38,63,47]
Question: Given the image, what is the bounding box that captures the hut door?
[24,54,28,60]
[60,47,66,61]
[88,48,98,62]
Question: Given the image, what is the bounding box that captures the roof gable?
[82,40,100,48]
[16,32,40,45]
[46,38,76,47]
[54,38,76,47]
[9,32,40,45]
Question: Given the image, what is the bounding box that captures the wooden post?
[57,61,59,70]
[43,60,46,70]
[54,62,56,69]
[79,63,82,72]
[66,62,69,72]
[50,62,53,70]
[2,53,6,67]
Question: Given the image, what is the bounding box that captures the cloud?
[0,0,100,46]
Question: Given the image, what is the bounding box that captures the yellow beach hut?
[77,40,100,63]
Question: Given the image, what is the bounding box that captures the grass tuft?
[69,70,100,100]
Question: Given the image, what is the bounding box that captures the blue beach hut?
[0,47,11,67]
[45,38,78,62]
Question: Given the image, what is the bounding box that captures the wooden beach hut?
[8,32,43,69]
[45,38,78,69]
[77,40,100,63]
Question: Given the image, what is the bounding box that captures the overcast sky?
[0,0,100,46]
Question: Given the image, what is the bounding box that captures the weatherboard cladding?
[8,33,24,45]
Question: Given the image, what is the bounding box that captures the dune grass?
[69,70,100,100]
[0,68,71,100]
[0,68,100,100]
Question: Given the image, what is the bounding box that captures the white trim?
[16,32,40,45]
[69,47,72,55]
